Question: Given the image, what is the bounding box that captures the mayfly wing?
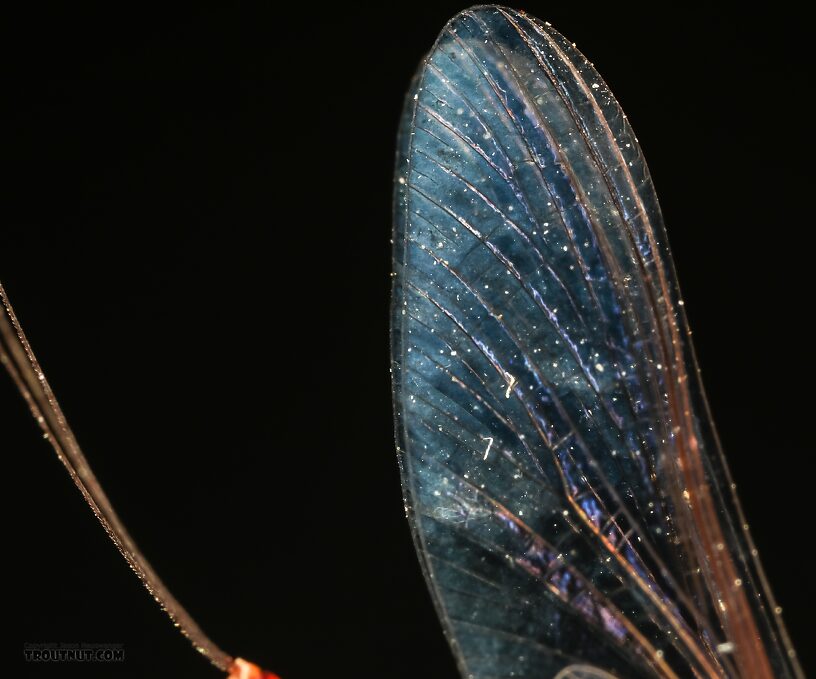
[390,6,802,679]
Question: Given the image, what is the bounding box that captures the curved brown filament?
[0,283,233,673]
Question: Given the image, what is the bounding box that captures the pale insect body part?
[504,372,516,398]
[479,435,494,460]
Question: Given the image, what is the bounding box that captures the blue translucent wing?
[390,7,802,679]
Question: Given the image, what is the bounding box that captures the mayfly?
[2,6,804,679]
[391,6,803,679]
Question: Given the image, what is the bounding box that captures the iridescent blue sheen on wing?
[391,7,802,679]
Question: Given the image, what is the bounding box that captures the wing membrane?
[391,7,801,679]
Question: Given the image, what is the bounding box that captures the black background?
[4,3,812,678]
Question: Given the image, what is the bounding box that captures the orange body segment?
[227,657,281,679]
